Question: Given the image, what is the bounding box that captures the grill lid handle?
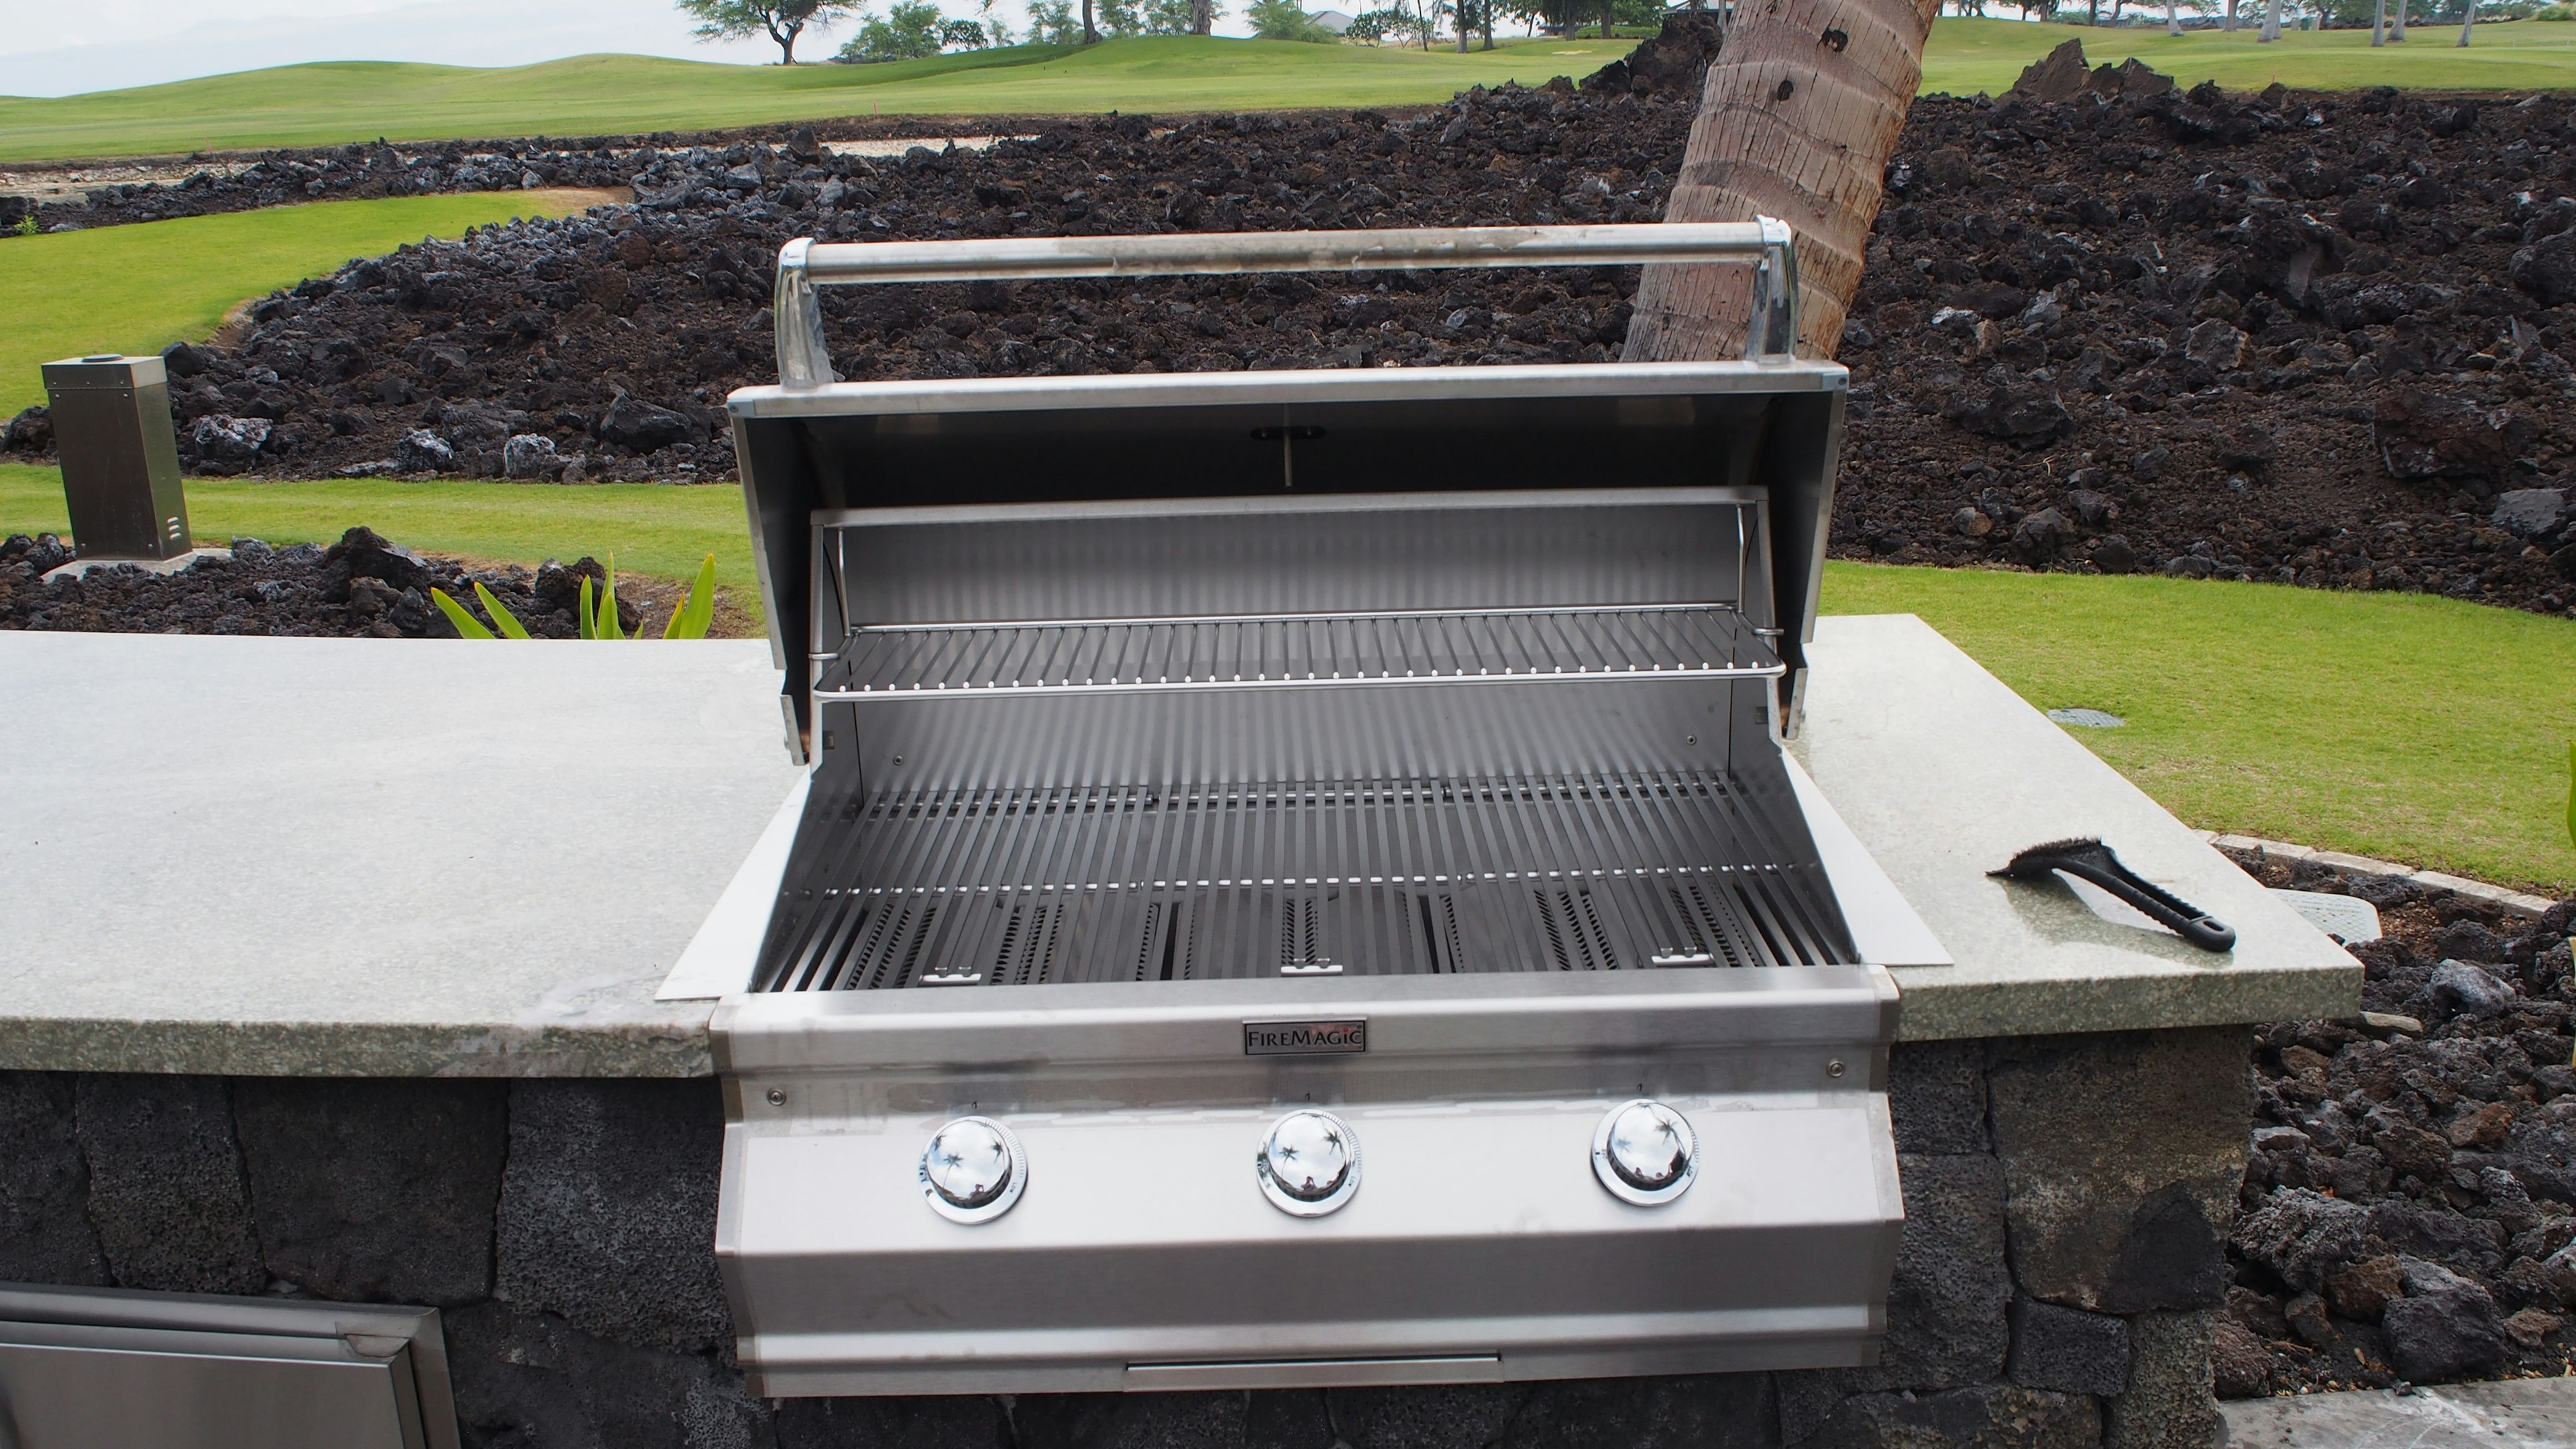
[771,221,1803,386]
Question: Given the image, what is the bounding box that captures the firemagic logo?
[1242,1019,1368,1056]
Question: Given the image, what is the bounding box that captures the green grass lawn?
[0,37,1634,164]
[1921,13,2576,96]
[1829,561,2576,898]
[7,455,2569,894]
[0,191,606,421]
[7,20,2576,164]
[0,462,757,597]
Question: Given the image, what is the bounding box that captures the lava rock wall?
[0,1026,2255,1448]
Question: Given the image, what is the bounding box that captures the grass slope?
[1922,14,2576,97]
[8,21,2576,163]
[1827,562,2576,898]
[0,191,604,420]
[7,457,2568,893]
[0,37,1633,164]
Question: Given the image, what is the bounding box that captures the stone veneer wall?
[0,1027,2254,1449]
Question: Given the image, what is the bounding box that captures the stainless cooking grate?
[812,606,1780,700]
[757,769,1851,991]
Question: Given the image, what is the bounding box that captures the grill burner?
[760,768,1850,992]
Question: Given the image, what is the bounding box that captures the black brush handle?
[2053,858,2237,953]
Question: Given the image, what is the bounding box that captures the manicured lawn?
[0,463,757,596]
[1921,14,2576,97]
[0,38,1635,164]
[9,21,2576,164]
[1827,561,2576,898]
[8,456,2566,894]
[0,191,610,420]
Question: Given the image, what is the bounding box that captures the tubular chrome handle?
[771,220,1801,387]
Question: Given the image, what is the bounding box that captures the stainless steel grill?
[761,768,1846,993]
[712,223,1939,1400]
[816,604,1776,698]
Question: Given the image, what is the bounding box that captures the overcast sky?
[0,0,1084,99]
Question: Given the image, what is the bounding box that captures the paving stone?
[1843,1153,2013,1393]
[443,1299,768,1449]
[1988,1029,2253,1313]
[72,1073,262,1294]
[2006,1297,2131,1398]
[496,1078,731,1353]
[233,1076,506,1306]
[0,1071,105,1285]
[2220,1375,2576,1446]
[1891,1041,1990,1155]
[2102,1309,2220,1449]
[1792,1383,2101,1448]
[2412,872,2556,919]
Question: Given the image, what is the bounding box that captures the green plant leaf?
[473,581,533,640]
[576,576,596,639]
[665,551,718,639]
[428,586,496,639]
[596,555,624,641]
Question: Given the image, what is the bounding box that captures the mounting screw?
[1826,1060,1846,1079]
[892,755,904,765]
[766,1087,787,1106]
[1685,735,1697,746]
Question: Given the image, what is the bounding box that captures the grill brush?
[1990,838,2236,953]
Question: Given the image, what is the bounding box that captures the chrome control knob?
[1592,1099,1699,1206]
[1256,1109,1360,1216]
[919,1116,1027,1224]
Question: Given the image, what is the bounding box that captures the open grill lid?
[724,223,1847,762]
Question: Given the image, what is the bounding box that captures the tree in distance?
[676,0,855,62]
[1248,0,1343,40]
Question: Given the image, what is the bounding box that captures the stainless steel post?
[40,354,191,561]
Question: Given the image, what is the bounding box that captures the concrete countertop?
[0,614,2357,1078]
[1794,614,2360,1042]
[0,633,801,1077]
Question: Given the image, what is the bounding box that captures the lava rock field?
[2222,852,2576,1397]
[9,67,2576,617]
[0,528,660,640]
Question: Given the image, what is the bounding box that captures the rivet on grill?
[1827,1060,1847,1078]
[1685,735,1697,746]
[767,1088,788,1105]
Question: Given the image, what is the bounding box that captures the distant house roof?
[1310,9,1354,32]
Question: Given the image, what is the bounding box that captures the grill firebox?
[712,224,1941,1399]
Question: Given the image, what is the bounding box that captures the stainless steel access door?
[0,1283,456,1449]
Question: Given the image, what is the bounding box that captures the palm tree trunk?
[2390,0,2406,39]
[2459,0,2475,43]
[1624,0,1943,361]
[2259,0,2280,40]
[2223,0,2236,30]
[1190,0,1213,31]
[2371,0,2385,44]
[2165,0,2183,35]
[1082,0,1099,42]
